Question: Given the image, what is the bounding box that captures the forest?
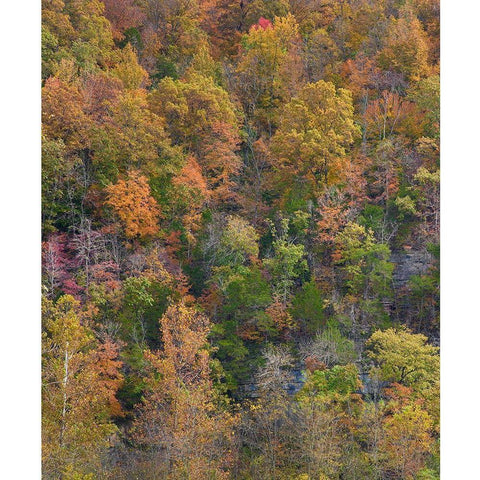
[41,0,440,479]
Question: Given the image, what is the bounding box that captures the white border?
[441,0,480,477]
[1,1,41,478]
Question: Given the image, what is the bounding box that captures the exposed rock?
[391,250,433,289]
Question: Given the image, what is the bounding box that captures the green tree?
[290,280,325,333]
[409,75,440,138]
[264,218,308,304]
[334,222,393,299]
[366,328,439,393]
[210,265,273,388]
[333,222,393,331]
[216,215,260,267]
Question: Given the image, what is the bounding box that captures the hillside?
[41,1,440,479]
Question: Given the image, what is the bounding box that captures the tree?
[42,77,92,153]
[271,80,360,200]
[366,328,439,393]
[235,14,303,133]
[42,22,74,80]
[170,155,210,246]
[236,133,273,225]
[264,218,308,304]
[42,0,116,78]
[81,71,123,122]
[364,91,425,141]
[367,328,440,431]
[208,264,273,385]
[330,222,394,338]
[216,215,260,267]
[333,223,393,323]
[315,155,370,248]
[367,139,402,215]
[42,295,123,478]
[102,0,145,41]
[409,75,440,138]
[91,88,183,183]
[131,303,237,479]
[265,296,297,339]
[410,0,440,65]
[42,0,76,51]
[42,234,70,296]
[141,0,204,69]
[295,363,363,479]
[290,280,325,334]
[300,324,357,368]
[42,137,85,233]
[379,405,434,479]
[402,246,439,334]
[413,166,440,242]
[149,73,241,203]
[198,0,249,56]
[61,0,115,70]
[378,9,430,83]
[111,43,149,89]
[301,27,341,82]
[119,274,169,348]
[297,363,362,403]
[104,170,161,240]
[184,41,222,81]
[239,345,296,479]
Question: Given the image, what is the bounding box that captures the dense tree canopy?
[41,0,440,478]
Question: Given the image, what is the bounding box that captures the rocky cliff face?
[391,249,439,344]
[391,250,433,289]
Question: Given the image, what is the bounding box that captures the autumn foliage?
[104,170,160,239]
[41,0,440,478]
